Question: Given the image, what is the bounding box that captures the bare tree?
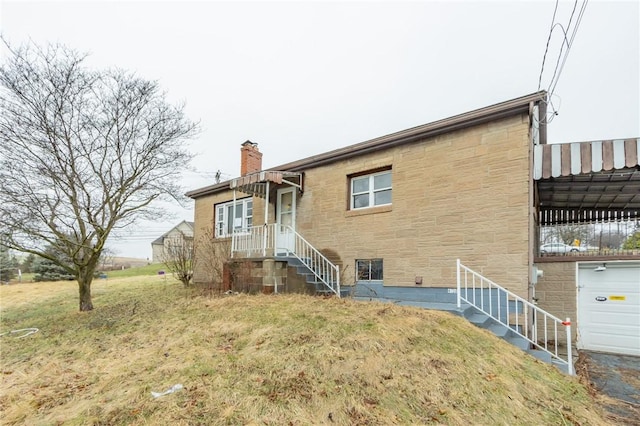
[194,227,231,294]
[161,231,195,287]
[0,41,198,311]
[597,229,626,249]
[541,224,591,246]
[99,247,116,271]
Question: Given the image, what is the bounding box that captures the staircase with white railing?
[456,259,574,375]
[232,224,341,297]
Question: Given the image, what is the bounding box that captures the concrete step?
[284,257,341,297]
[527,349,552,363]
[552,358,571,374]
[487,323,510,338]
[506,336,530,351]
[460,304,477,319]
[297,265,313,275]
[306,274,330,282]
[468,312,491,327]
[318,284,338,292]
[393,301,466,315]
[312,281,340,294]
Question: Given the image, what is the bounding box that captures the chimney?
[240,140,262,176]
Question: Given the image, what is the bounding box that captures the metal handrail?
[456,259,573,375]
[231,224,340,297]
[284,225,340,297]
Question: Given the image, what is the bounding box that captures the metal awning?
[534,138,640,225]
[229,171,302,198]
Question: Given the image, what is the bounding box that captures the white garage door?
[577,262,640,356]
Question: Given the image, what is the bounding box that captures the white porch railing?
[232,224,340,297]
[231,224,275,257]
[456,259,573,375]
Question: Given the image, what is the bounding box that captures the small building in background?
[151,221,194,263]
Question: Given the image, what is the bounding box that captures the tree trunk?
[78,273,94,311]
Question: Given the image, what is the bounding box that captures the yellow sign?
[609,296,626,301]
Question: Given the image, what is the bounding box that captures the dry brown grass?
[1,277,612,425]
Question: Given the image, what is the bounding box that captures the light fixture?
[594,264,606,272]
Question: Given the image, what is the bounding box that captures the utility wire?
[536,0,589,124]
[549,0,589,97]
[546,0,579,95]
[537,0,560,91]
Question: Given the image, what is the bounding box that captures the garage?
[577,262,640,356]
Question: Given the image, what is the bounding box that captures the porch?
[230,224,342,297]
[228,170,341,296]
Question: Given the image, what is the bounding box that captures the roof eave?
[185,181,230,199]
[187,91,546,199]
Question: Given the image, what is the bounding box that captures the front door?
[276,187,296,255]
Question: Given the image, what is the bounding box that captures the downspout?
[528,98,545,343]
[232,189,237,256]
[264,180,269,257]
[528,101,536,343]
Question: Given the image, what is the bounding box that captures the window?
[350,170,392,210]
[215,198,253,238]
[356,259,383,281]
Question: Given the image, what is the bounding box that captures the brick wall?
[192,191,257,284]
[240,142,263,176]
[295,113,532,297]
[191,113,533,298]
[534,260,577,340]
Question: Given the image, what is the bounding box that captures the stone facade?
[192,112,534,299]
[534,260,577,341]
[293,114,532,297]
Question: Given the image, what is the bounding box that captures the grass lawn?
[101,263,167,279]
[9,263,164,285]
[0,277,613,425]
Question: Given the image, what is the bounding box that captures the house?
[151,220,195,263]
[186,92,639,358]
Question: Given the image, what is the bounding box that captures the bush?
[34,273,75,282]
[32,256,75,282]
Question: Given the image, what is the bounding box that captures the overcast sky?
[1,0,638,259]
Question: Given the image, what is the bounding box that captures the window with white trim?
[356,259,383,281]
[215,198,253,238]
[350,170,392,210]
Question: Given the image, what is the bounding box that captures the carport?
[535,138,640,230]
[533,138,640,356]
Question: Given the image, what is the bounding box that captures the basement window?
[356,259,383,281]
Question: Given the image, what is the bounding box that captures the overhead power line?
[537,0,560,92]
[536,0,589,124]
[548,0,588,97]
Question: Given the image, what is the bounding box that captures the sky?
[1,0,638,259]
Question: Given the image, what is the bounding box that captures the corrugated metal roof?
[535,138,640,224]
[533,138,640,180]
[229,171,302,198]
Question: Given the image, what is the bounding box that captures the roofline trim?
[186,91,546,199]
